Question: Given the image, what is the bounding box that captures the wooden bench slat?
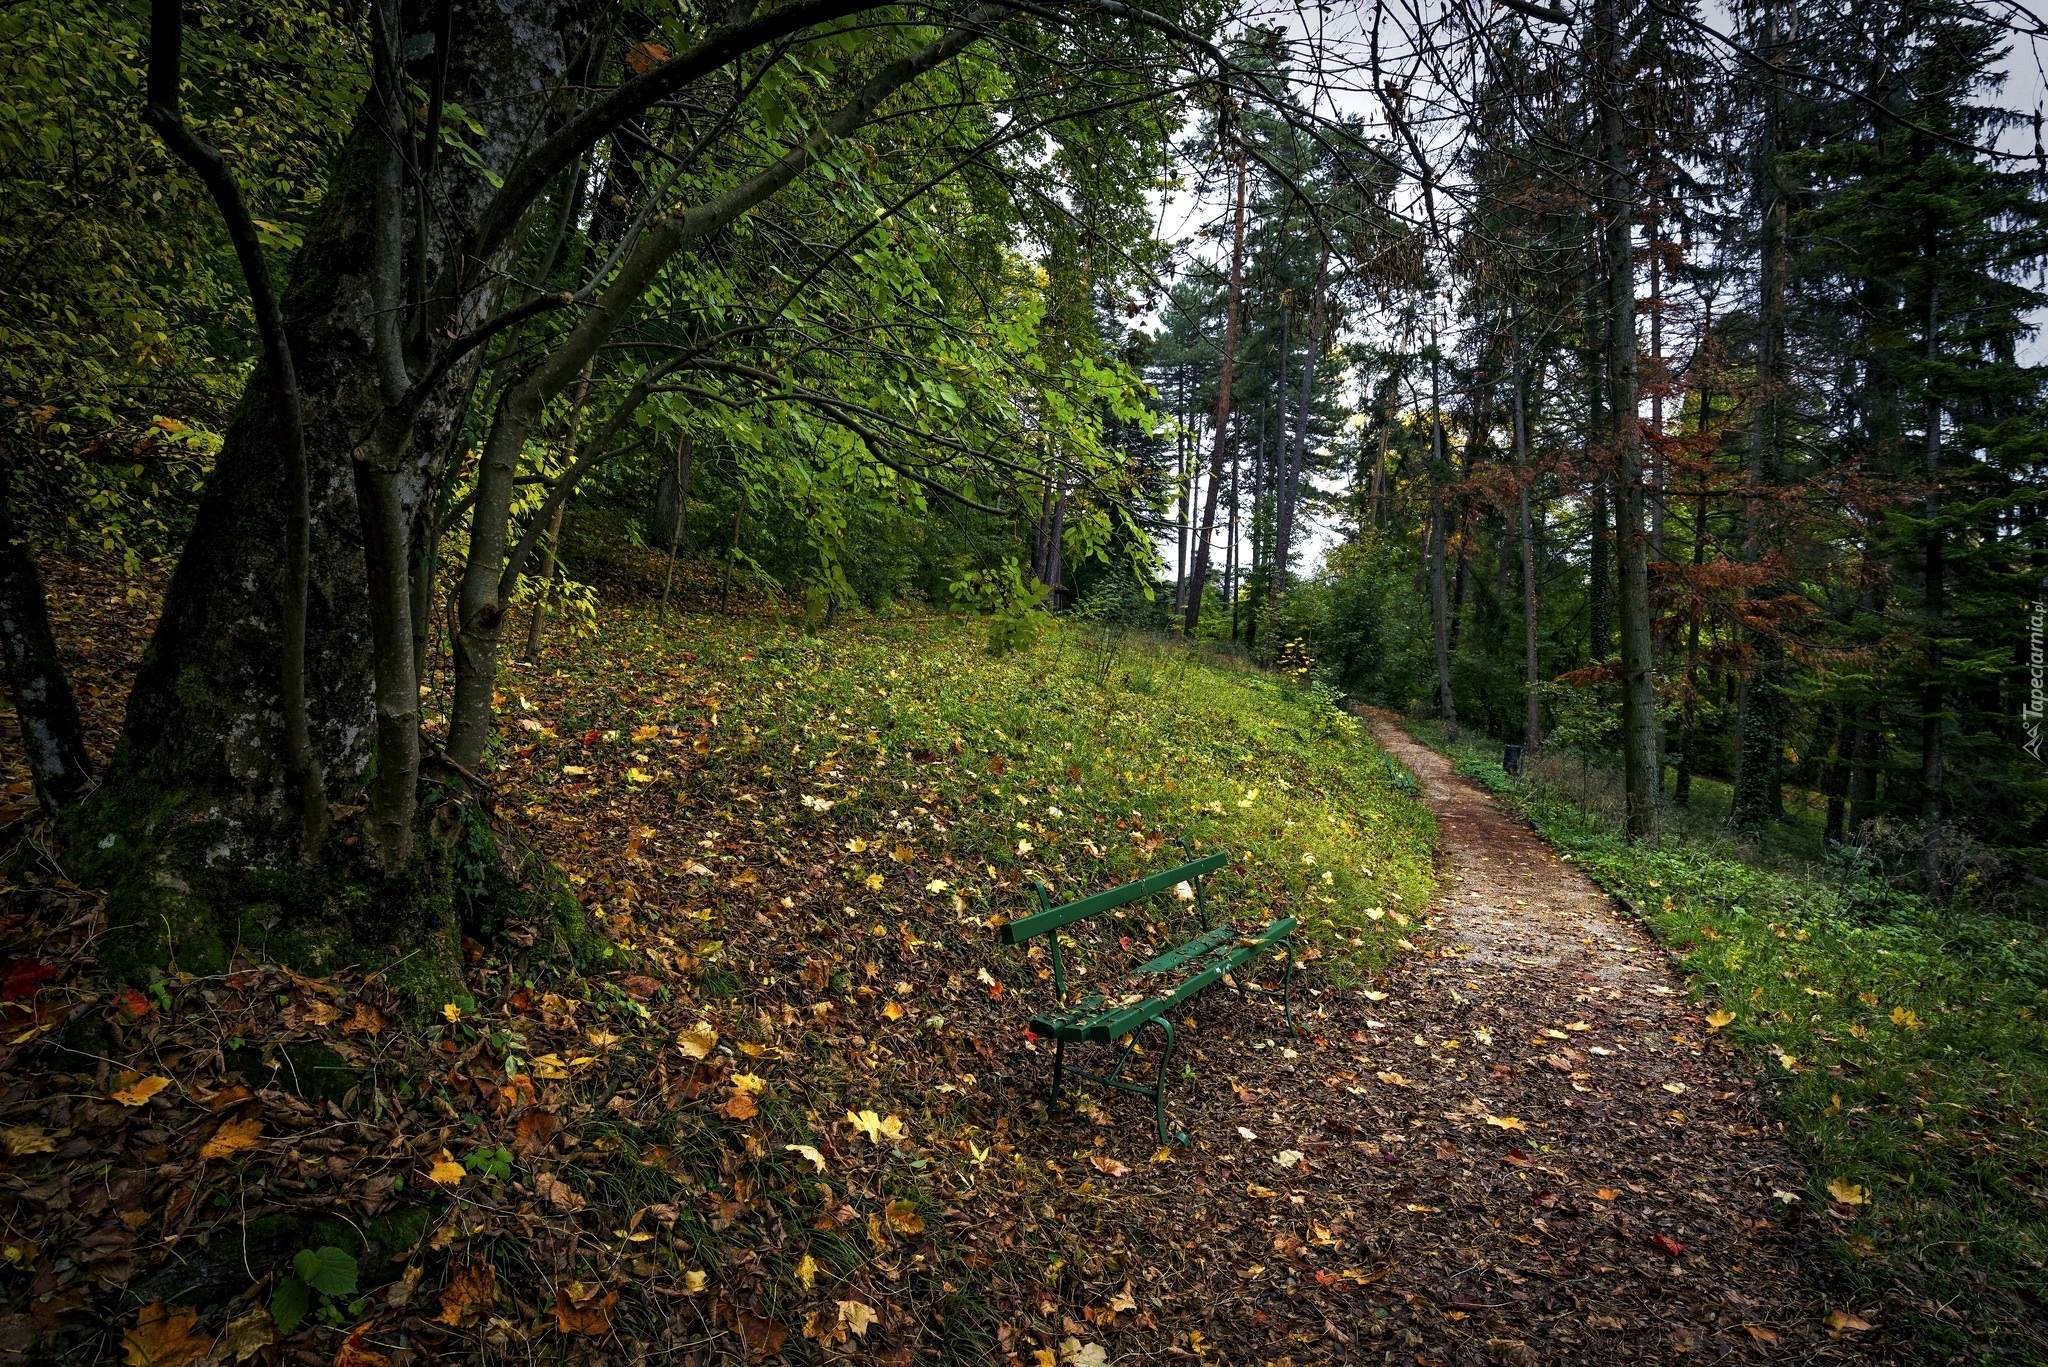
[999,852,1227,945]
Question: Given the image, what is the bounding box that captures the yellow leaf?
[731,1072,766,1094]
[885,1199,925,1235]
[1362,989,1388,1001]
[1825,1309,1872,1332]
[683,1269,707,1293]
[847,1109,882,1142]
[678,1022,718,1059]
[121,1301,214,1367]
[585,1029,621,1049]
[1779,1053,1799,1070]
[428,1149,466,1185]
[882,1001,906,1021]
[199,1114,263,1160]
[1705,1008,1735,1031]
[1890,1006,1922,1030]
[1485,1115,1528,1131]
[794,1254,817,1290]
[631,724,660,742]
[626,767,656,784]
[785,1144,827,1172]
[847,837,869,853]
[1542,1028,1569,1040]
[878,1114,906,1141]
[864,873,884,890]
[1827,1177,1868,1206]
[891,844,916,864]
[837,1300,877,1338]
[443,1003,463,1023]
[0,1126,53,1157]
[110,1075,171,1107]
[1245,1183,1279,1198]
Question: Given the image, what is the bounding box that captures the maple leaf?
[794,1254,818,1290]
[1826,1177,1868,1206]
[785,1143,827,1172]
[1088,1153,1129,1177]
[428,1149,466,1185]
[886,1199,925,1234]
[199,1114,263,1160]
[723,1091,758,1120]
[891,844,916,864]
[1704,1008,1735,1031]
[121,1302,213,1367]
[731,1072,766,1094]
[1890,1006,1922,1030]
[110,1074,171,1107]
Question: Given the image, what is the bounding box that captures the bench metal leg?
[1147,1016,1180,1145]
[1050,1036,1066,1106]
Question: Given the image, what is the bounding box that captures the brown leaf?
[722,1090,758,1121]
[437,1262,497,1327]
[342,1001,385,1036]
[550,1282,616,1336]
[109,1075,171,1107]
[738,1312,789,1359]
[533,1171,584,1212]
[121,1301,213,1367]
[212,1308,275,1363]
[1825,1309,1873,1333]
[513,1108,559,1155]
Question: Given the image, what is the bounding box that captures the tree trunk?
[77,0,598,974]
[0,482,92,812]
[1428,324,1458,739]
[523,359,597,659]
[1919,286,1945,897]
[1513,335,1543,749]
[1602,0,1658,842]
[1184,149,1247,638]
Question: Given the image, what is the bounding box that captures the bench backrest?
[1001,851,1226,946]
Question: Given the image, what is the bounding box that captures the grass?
[1410,720,2048,1362]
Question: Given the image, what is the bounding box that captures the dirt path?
[1342,710,1872,1363]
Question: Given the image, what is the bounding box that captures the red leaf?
[0,960,56,1001]
[1648,1233,1686,1257]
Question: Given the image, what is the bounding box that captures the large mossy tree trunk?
[71,0,599,980]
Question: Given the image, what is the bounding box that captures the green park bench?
[1000,846,1297,1143]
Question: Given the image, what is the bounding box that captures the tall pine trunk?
[1184,150,1247,638]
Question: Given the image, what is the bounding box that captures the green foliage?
[271,1244,358,1332]
[0,0,362,556]
[949,559,1050,656]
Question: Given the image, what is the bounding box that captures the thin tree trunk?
[1919,281,1945,897]
[523,358,597,659]
[0,482,91,812]
[658,431,694,624]
[1603,0,1658,841]
[1514,333,1543,749]
[1269,247,1329,649]
[1184,148,1247,638]
[1429,321,1458,739]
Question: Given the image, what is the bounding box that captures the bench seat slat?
[1027,915,1297,1043]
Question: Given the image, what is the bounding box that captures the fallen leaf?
[199,1115,263,1160]
[437,1262,497,1327]
[331,1327,390,1367]
[1827,1177,1868,1206]
[1089,1153,1130,1177]
[723,1090,758,1120]
[837,1300,878,1338]
[1648,1233,1687,1257]
[1705,1008,1735,1031]
[428,1149,466,1185]
[891,844,916,864]
[0,1126,54,1157]
[1825,1309,1873,1333]
[738,1312,788,1358]
[1593,1188,1620,1201]
[1485,1115,1528,1131]
[442,1003,463,1023]
[343,1001,386,1035]
[1106,1283,1137,1313]
[213,1307,276,1363]
[121,1302,213,1367]
[1274,1149,1304,1169]
[1889,1006,1921,1030]
[886,1198,925,1235]
[785,1143,827,1172]
[731,1072,766,1094]
[1374,1071,1412,1088]
[1246,1183,1280,1198]
[882,1000,906,1020]
[678,1022,718,1058]
[551,1281,617,1336]
[1061,1338,1108,1367]
[110,1075,171,1107]
[513,1107,559,1154]
[534,1172,584,1212]
[794,1254,818,1290]
[1587,1314,1625,1331]
[1744,1324,1779,1343]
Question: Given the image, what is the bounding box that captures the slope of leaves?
[0,551,1439,1365]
